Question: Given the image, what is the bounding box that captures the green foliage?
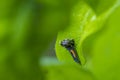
[55,0,120,80]
[43,63,94,80]
[0,0,65,80]
[1,0,120,80]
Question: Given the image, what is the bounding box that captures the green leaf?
[56,1,94,65]
[55,0,113,65]
[41,58,94,80]
[82,2,120,80]
[55,0,120,64]
[55,0,120,79]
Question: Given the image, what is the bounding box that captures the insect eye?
[70,39,74,46]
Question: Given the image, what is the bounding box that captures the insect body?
[61,39,81,64]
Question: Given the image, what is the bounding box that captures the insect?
[61,39,81,64]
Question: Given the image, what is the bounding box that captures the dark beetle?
[61,39,81,64]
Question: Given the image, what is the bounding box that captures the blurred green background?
[1,0,120,80]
